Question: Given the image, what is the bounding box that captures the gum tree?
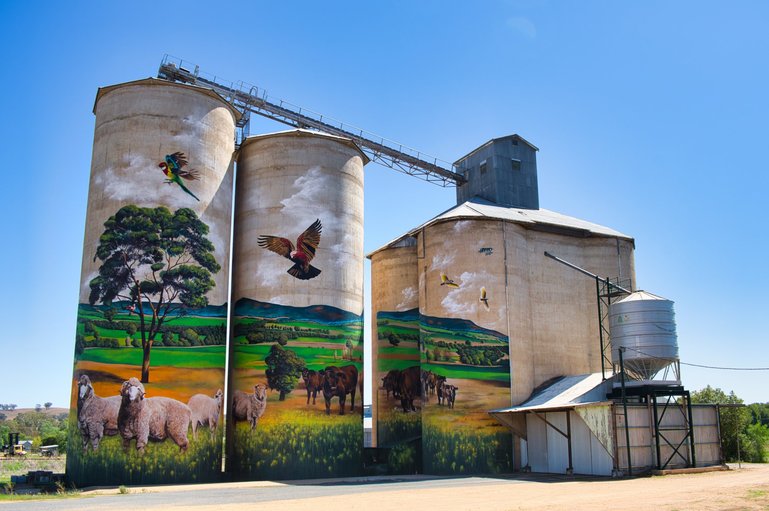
[88,205,220,382]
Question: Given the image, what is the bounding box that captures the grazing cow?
[301,368,323,405]
[437,379,448,406]
[397,365,421,413]
[382,369,402,399]
[322,365,358,415]
[421,370,430,399]
[444,384,458,409]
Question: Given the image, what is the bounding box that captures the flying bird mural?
[440,273,459,288]
[480,287,490,310]
[257,219,323,280]
[158,152,201,201]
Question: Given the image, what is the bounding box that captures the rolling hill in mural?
[229,298,364,480]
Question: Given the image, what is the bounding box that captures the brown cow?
[398,365,421,412]
[444,384,458,409]
[301,368,323,405]
[382,369,402,399]
[322,365,358,415]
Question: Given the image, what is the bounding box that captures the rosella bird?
[440,273,459,288]
[480,287,490,309]
[257,219,323,280]
[158,152,201,201]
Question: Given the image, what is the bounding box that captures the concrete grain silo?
[227,129,367,480]
[370,135,637,475]
[369,238,421,471]
[69,78,239,486]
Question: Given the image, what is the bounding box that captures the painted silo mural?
[228,130,366,480]
[419,219,513,475]
[371,243,422,473]
[68,79,238,486]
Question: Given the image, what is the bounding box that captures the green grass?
[421,362,510,382]
[66,415,223,486]
[78,346,225,368]
[234,345,361,371]
[422,422,512,475]
[377,410,421,448]
[228,411,363,480]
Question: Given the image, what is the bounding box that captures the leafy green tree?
[44,402,52,410]
[264,344,305,401]
[748,403,769,427]
[88,205,220,382]
[75,334,86,356]
[741,422,769,462]
[125,323,137,347]
[102,307,117,324]
[690,385,750,461]
[162,330,174,346]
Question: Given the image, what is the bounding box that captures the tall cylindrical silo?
[68,78,239,486]
[369,241,421,472]
[228,129,367,480]
[418,218,513,475]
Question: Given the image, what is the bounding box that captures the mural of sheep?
[117,377,191,453]
[76,373,121,452]
[232,384,267,430]
[187,389,223,439]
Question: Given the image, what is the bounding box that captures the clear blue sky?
[1,1,767,408]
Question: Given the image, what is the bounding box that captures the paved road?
[0,475,530,511]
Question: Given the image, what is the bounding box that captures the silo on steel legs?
[68,78,238,486]
[228,129,367,480]
[370,242,421,473]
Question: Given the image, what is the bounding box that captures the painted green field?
[377,358,422,373]
[421,362,509,382]
[422,421,512,475]
[78,346,225,368]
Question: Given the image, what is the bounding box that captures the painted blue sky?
[1,1,767,408]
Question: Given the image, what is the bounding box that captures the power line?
[622,346,769,371]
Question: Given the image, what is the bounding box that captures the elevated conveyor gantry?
[157,56,466,187]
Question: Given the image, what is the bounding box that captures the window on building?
[480,160,487,175]
[511,139,518,146]
[511,158,521,171]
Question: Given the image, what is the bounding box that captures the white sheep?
[117,377,191,452]
[232,384,267,430]
[187,389,223,439]
[76,374,121,452]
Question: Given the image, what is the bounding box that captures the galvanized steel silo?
[610,290,679,381]
[228,129,367,480]
[68,78,239,486]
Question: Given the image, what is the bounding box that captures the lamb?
[76,374,121,452]
[232,384,267,430]
[187,389,223,439]
[117,377,191,453]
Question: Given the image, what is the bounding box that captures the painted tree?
[264,344,305,401]
[88,205,220,383]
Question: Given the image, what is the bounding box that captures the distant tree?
[125,323,137,347]
[102,307,117,324]
[690,385,750,462]
[741,422,769,463]
[277,333,288,346]
[0,413,6,421]
[8,404,16,411]
[264,344,305,401]
[748,403,769,427]
[35,404,42,412]
[88,205,220,382]
[75,334,86,356]
[84,321,95,334]
[388,333,400,347]
[44,402,52,410]
[162,330,174,346]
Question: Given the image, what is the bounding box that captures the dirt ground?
[71,463,769,511]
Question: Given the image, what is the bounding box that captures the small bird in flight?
[440,273,459,288]
[158,152,201,201]
[257,219,323,280]
[480,287,490,310]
